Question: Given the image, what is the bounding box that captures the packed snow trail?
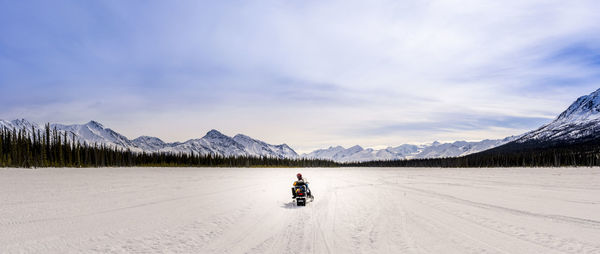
[1,167,600,253]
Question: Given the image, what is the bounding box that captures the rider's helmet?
[296,173,302,180]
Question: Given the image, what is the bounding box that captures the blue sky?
[1,0,600,152]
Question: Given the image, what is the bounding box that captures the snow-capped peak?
[233,133,299,158]
[515,88,600,144]
[347,145,363,153]
[132,136,167,151]
[204,129,228,139]
[555,88,600,123]
[86,120,104,129]
[133,136,165,143]
[0,119,42,135]
[233,133,257,142]
[12,118,33,126]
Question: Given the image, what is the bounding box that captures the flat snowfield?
[1,168,600,253]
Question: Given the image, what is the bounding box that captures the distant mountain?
[0,119,41,135]
[132,136,167,151]
[514,88,600,145]
[303,145,376,163]
[53,121,141,151]
[302,137,518,163]
[491,88,600,152]
[233,134,298,158]
[0,119,298,158]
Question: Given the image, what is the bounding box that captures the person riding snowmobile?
[292,173,312,198]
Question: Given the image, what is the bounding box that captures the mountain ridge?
[302,136,519,163]
[0,119,298,159]
[0,118,523,162]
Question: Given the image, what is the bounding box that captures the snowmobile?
[291,181,313,206]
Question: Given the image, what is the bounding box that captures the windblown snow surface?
[1,167,600,254]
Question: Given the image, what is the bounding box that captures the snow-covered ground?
[1,167,599,253]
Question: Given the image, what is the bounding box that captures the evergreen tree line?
[0,125,338,168]
[344,140,600,167]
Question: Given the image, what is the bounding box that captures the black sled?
[291,185,313,206]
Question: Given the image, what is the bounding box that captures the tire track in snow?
[372,179,420,253]
[386,179,600,254]
[388,183,600,229]
[0,184,258,227]
[408,195,600,254]
[310,183,332,254]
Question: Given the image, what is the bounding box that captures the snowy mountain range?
[0,118,518,162]
[3,88,599,162]
[0,120,298,159]
[301,137,519,163]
